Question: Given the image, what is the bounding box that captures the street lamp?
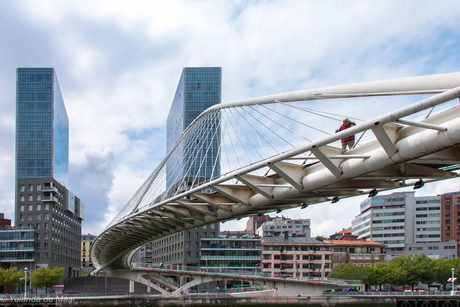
[23,267,28,299]
[451,268,456,296]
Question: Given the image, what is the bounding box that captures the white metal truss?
[91,72,460,273]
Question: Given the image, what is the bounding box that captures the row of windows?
[416,206,441,211]
[416,213,440,218]
[19,203,49,211]
[415,200,441,204]
[416,227,440,232]
[372,219,405,224]
[415,234,441,238]
[372,212,405,217]
[372,226,405,231]
[373,233,405,238]
[372,197,405,203]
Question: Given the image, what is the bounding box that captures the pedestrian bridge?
[101,262,360,297]
[91,72,460,276]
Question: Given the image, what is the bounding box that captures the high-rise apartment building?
[352,191,456,260]
[15,68,84,279]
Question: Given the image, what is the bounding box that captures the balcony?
[42,184,59,193]
[42,196,59,203]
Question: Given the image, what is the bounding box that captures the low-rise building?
[261,236,332,279]
[0,223,35,268]
[328,234,385,268]
[200,236,261,270]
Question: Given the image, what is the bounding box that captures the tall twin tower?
[15,68,84,279]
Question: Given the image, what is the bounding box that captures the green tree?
[328,262,372,282]
[0,267,26,293]
[31,267,64,292]
[390,254,435,288]
[434,257,460,288]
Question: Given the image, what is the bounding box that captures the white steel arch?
[91,72,460,273]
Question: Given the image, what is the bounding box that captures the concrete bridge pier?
[103,269,175,296]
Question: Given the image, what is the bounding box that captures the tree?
[0,267,26,293]
[434,257,460,288]
[389,254,435,288]
[31,267,64,292]
[328,262,373,282]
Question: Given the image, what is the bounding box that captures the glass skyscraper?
[16,67,69,186]
[166,67,221,192]
[14,68,83,280]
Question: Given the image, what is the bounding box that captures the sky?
[1,0,460,237]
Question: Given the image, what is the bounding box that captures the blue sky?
[1,0,460,236]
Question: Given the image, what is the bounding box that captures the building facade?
[15,68,84,279]
[258,217,311,238]
[16,178,83,277]
[200,236,261,270]
[351,191,456,260]
[166,67,221,193]
[16,68,69,187]
[147,67,222,268]
[81,233,96,268]
[440,191,460,242]
[328,234,385,269]
[0,214,35,269]
[261,237,332,279]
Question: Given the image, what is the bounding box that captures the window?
[20,205,25,212]
[36,223,40,230]
[44,223,49,230]
[28,195,33,201]
[44,243,48,250]
[44,213,49,220]
[36,204,41,211]
[446,198,451,203]
[36,213,41,221]
[28,185,33,192]
[20,196,25,202]
[36,195,41,201]
[20,185,25,192]
[45,204,49,210]
[43,253,48,259]
[20,214,24,222]
[36,184,41,191]
[28,214,32,221]
[35,253,40,260]
[28,204,33,211]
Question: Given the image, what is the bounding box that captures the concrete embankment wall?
[0,295,397,307]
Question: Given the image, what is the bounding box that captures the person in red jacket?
[335,118,356,150]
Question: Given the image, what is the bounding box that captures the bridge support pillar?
[129,280,134,293]
[104,269,172,296]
